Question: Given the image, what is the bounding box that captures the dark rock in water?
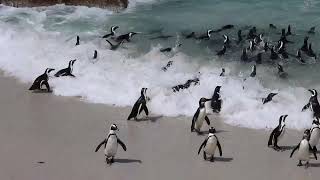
[1,0,128,9]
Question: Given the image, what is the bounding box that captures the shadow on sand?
[115,159,142,164]
[214,157,233,162]
[135,116,163,122]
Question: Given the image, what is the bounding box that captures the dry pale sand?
[0,74,319,180]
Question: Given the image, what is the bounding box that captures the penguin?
[197,30,213,40]
[296,49,306,64]
[268,115,288,151]
[102,26,119,39]
[223,35,230,46]
[248,40,255,52]
[54,59,76,77]
[198,127,222,162]
[216,45,226,56]
[241,48,248,62]
[286,25,292,36]
[116,32,138,42]
[262,93,277,104]
[95,124,127,164]
[277,41,289,59]
[29,68,55,92]
[307,43,317,59]
[301,36,309,52]
[75,35,80,46]
[160,44,182,53]
[308,26,316,34]
[269,24,277,29]
[256,53,262,64]
[127,88,149,120]
[279,29,290,43]
[184,32,196,39]
[247,27,257,40]
[211,86,222,113]
[93,50,98,59]
[264,42,270,52]
[106,39,124,50]
[161,61,173,71]
[219,68,225,77]
[277,64,288,78]
[270,46,279,60]
[250,65,256,77]
[237,30,243,44]
[191,97,212,134]
[302,89,320,119]
[309,118,320,152]
[290,129,317,168]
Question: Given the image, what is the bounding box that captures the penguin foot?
[297,161,303,167]
[305,161,309,169]
[210,156,214,162]
[203,152,207,160]
[111,157,114,164]
[273,146,281,151]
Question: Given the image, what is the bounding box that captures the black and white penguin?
[256,53,262,64]
[75,35,80,46]
[223,35,230,46]
[161,61,173,71]
[102,26,119,39]
[270,46,279,60]
[262,93,277,104]
[93,50,98,59]
[277,64,288,78]
[197,30,213,40]
[216,45,227,56]
[116,32,138,42]
[248,40,255,52]
[250,65,256,77]
[198,127,222,162]
[54,59,76,77]
[296,49,306,64]
[127,88,149,120]
[309,118,320,152]
[290,129,317,168]
[237,30,243,44]
[106,39,124,50]
[301,36,309,52]
[160,44,182,53]
[308,26,316,34]
[279,28,291,43]
[264,42,270,52]
[191,97,212,134]
[29,68,55,92]
[241,48,248,62]
[268,115,288,151]
[302,89,320,119]
[269,24,277,29]
[219,68,225,77]
[286,25,292,36]
[247,27,257,40]
[307,43,317,59]
[211,86,222,113]
[95,124,127,164]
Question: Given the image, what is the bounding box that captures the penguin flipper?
[54,69,65,77]
[102,33,111,38]
[290,143,300,158]
[302,103,310,112]
[128,101,139,120]
[117,138,127,151]
[216,136,222,156]
[106,39,114,47]
[309,143,317,160]
[95,139,107,152]
[142,104,149,116]
[268,128,277,146]
[205,116,210,125]
[191,109,200,132]
[198,138,208,155]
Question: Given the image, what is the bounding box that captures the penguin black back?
[127,88,149,120]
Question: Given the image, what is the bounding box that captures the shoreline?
[0,73,320,179]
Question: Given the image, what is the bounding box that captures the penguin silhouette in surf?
[29,68,55,92]
[127,88,149,120]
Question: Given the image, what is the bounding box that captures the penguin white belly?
[297,140,310,161]
[278,127,286,142]
[309,128,320,147]
[195,108,206,131]
[204,137,217,156]
[105,136,118,157]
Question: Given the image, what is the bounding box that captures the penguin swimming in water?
[306,43,317,59]
[241,48,248,62]
[268,115,288,151]
[191,97,212,134]
[277,64,288,78]
[219,68,225,77]
[197,30,213,40]
[308,26,316,34]
[301,36,309,52]
[54,59,76,77]
[309,118,320,152]
[198,127,222,162]
[302,89,320,119]
[184,32,196,39]
[95,124,127,164]
[270,46,279,60]
[296,49,306,64]
[75,35,80,46]
[290,129,317,168]
[223,35,230,46]
[250,65,257,78]
[29,68,55,92]
[127,88,149,120]
[262,93,277,104]
[102,26,119,39]
[161,61,173,71]
[106,39,124,50]
[211,86,222,113]
[216,45,226,56]
[269,24,277,29]
[160,44,182,53]
[116,32,138,42]
[93,50,98,59]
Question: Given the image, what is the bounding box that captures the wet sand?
[0,74,319,180]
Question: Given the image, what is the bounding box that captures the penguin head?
[199,97,211,107]
[110,124,119,131]
[69,59,76,67]
[308,89,317,97]
[303,129,311,140]
[111,26,119,33]
[214,86,222,94]
[209,127,216,134]
[223,35,228,42]
[277,64,284,73]
[141,88,148,97]
[129,32,138,38]
[221,68,225,73]
[259,34,263,41]
[207,30,213,37]
[279,115,288,125]
[45,68,55,75]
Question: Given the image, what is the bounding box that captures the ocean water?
[0,0,319,130]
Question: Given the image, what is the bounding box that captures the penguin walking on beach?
[95,124,127,164]
[309,118,320,152]
[268,115,288,151]
[198,127,222,162]
[308,27,316,34]
[302,89,320,119]
[54,59,76,77]
[102,26,119,39]
[75,36,80,46]
[127,88,149,120]
[29,68,55,92]
[290,129,317,168]
[191,97,212,134]
[262,93,277,104]
[211,86,222,113]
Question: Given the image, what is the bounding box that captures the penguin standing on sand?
[262,93,277,104]
[302,89,320,119]
[268,115,288,151]
[309,118,320,152]
[198,127,222,162]
[308,27,316,34]
[95,124,127,164]
[191,98,212,134]
[29,68,55,92]
[116,32,138,42]
[127,88,149,120]
[211,86,222,113]
[75,36,80,46]
[102,26,119,38]
[54,59,76,77]
[290,129,317,168]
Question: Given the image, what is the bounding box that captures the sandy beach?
[0,74,319,180]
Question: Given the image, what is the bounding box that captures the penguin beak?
[308,89,313,94]
[48,69,55,73]
[283,115,288,120]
